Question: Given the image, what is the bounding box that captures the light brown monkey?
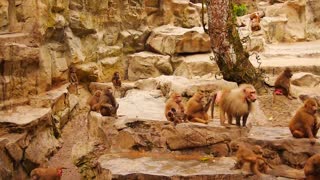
[186,92,212,124]
[112,71,122,88]
[250,12,261,31]
[274,67,296,99]
[230,142,272,177]
[69,66,79,94]
[88,90,102,111]
[30,167,65,180]
[289,98,319,144]
[99,88,119,117]
[211,84,257,127]
[304,154,320,180]
[165,92,186,124]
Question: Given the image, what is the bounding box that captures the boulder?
[119,28,151,53]
[291,72,320,87]
[146,25,211,55]
[75,62,101,82]
[69,10,97,37]
[306,0,320,40]
[173,53,219,78]
[99,57,125,82]
[127,51,172,81]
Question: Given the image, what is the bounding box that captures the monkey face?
[94,90,102,97]
[305,99,318,114]
[244,88,257,102]
[175,95,182,103]
[284,68,293,78]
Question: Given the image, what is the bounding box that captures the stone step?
[262,40,320,58]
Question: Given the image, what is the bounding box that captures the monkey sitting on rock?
[88,89,119,118]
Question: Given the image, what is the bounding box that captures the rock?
[65,27,85,63]
[164,123,249,150]
[245,36,265,52]
[173,53,219,78]
[1,43,39,62]
[117,90,166,120]
[127,51,172,81]
[261,16,288,43]
[99,56,124,82]
[181,6,201,28]
[291,72,320,87]
[306,0,320,40]
[146,25,211,55]
[75,62,101,82]
[69,10,97,37]
[264,1,305,42]
[119,28,151,53]
[135,75,237,97]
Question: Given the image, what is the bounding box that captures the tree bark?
[206,0,265,89]
[8,0,17,32]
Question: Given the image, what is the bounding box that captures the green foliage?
[233,4,248,17]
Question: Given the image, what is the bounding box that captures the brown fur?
[304,154,320,180]
[112,72,121,88]
[274,68,296,99]
[231,142,271,177]
[30,167,65,180]
[289,98,319,144]
[250,12,261,31]
[69,66,79,94]
[88,90,102,111]
[99,89,119,117]
[186,92,212,124]
[212,84,257,127]
[165,92,186,124]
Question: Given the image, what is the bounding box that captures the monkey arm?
[304,161,315,176]
[204,98,212,112]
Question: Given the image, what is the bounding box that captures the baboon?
[211,84,257,127]
[289,98,319,144]
[250,12,261,31]
[304,154,320,180]
[230,142,272,177]
[186,92,212,124]
[112,72,121,88]
[69,66,79,94]
[88,90,102,111]
[99,88,119,117]
[165,92,186,123]
[30,167,65,180]
[274,67,296,99]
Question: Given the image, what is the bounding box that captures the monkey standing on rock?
[69,66,79,95]
[211,84,257,127]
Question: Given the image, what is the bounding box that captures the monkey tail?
[211,93,217,119]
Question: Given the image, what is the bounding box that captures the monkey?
[230,142,273,177]
[88,90,102,111]
[69,66,79,94]
[250,12,261,31]
[186,92,212,124]
[112,71,122,88]
[211,84,257,127]
[274,67,296,100]
[165,92,186,123]
[167,108,187,125]
[289,98,319,144]
[304,154,320,180]
[99,88,119,117]
[30,167,66,180]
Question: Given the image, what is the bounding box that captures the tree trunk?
[8,0,17,32]
[206,0,265,89]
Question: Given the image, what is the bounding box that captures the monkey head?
[113,72,120,79]
[94,90,102,97]
[304,99,318,115]
[69,66,77,73]
[103,88,113,96]
[230,142,240,152]
[194,92,205,102]
[284,68,293,78]
[170,92,182,103]
[240,84,257,103]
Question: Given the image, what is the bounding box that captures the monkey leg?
[191,117,208,124]
[242,113,249,127]
[292,129,306,138]
[220,109,227,125]
[236,116,241,126]
[228,114,233,125]
[250,162,262,177]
